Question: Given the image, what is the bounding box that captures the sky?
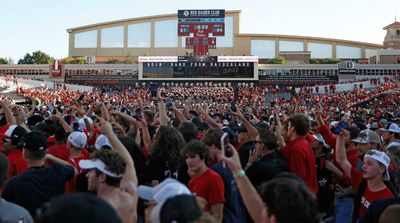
[0,0,398,62]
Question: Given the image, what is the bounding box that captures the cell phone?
[165,98,173,109]
[221,132,233,158]
[334,121,348,135]
[150,84,157,97]
[230,101,237,112]
[78,94,85,102]
[47,103,55,114]
[135,108,142,120]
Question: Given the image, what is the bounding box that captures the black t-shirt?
[3,164,74,218]
[359,197,400,223]
[246,150,287,189]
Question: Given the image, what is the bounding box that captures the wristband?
[234,169,246,179]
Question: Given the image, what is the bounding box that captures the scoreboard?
[138,56,258,81]
[178,9,225,55]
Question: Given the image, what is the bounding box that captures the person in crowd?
[335,131,396,222]
[183,140,225,223]
[0,153,34,223]
[35,193,122,223]
[218,143,318,223]
[2,125,28,177]
[2,131,76,218]
[79,117,138,223]
[245,128,287,189]
[202,128,247,223]
[278,113,318,194]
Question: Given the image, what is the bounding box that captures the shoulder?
[120,180,138,199]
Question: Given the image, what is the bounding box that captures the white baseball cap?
[68,131,88,149]
[94,134,112,150]
[79,159,123,178]
[364,150,391,181]
[138,178,191,203]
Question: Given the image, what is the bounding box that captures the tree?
[106,57,119,64]
[18,51,55,64]
[267,56,289,64]
[309,58,340,64]
[60,56,86,64]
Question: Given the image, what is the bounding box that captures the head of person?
[202,128,223,159]
[385,143,400,171]
[236,126,251,145]
[182,140,210,175]
[79,149,126,191]
[362,150,390,182]
[36,193,122,223]
[54,127,67,144]
[259,173,318,223]
[67,131,88,151]
[143,110,155,125]
[381,123,400,142]
[379,204,400,223]
[352,129,382,156]
[0,153,9,191]
[287,114,310,139]
[152,126,185,171]
[178,122,198,143]
[2,125,27,153]
[255,129,278,155]
[20,131,48,162]
[342,126,360,148]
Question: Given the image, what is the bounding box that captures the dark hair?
[289,114,310,136]
[152,126,185,171]
[92,150,126,187]
[54,127,67,142]
[120,136,147,185]
[36,193,122,223]
[202,128,223,149]
[182,140,210,164]
[258,129,278,151]
[259,175,318,223]
[178,122,198,143]
[0,154,9,188]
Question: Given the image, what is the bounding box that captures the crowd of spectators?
[0,75,399,223]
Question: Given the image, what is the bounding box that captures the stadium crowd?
[0,76,399,223]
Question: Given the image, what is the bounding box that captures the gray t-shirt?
[0,199,34,223]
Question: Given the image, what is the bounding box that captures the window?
[336,45,361,59]
[155,20,177,47]
[215,16,233,47]
[308,43,332,58]
[128,22,151,48]
[397,30,400,36]
[251,40,275,58]
[101,26,124,48]
[75,30,97,48]
[279,41,303,52]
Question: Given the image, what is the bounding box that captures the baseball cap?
[364,150,390,181]
[138,178,191,203]
[78,117,94,131]
[369,122,379,130]
[3,125,27,145]
[380,123,400,134]
[19,131,48,151]
[151,194,203,223]
[94,134,112,150]
[313,134,330,149]
[79,159,123,178]
[352,130,382,144]
[68,131,88,149]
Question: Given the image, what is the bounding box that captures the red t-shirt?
[282,137,318,194]
[0,124,10,152]
[65,149,91,193]
[350,167,394,219]
[48,143,69,161]
[188,168,225,211]
[6,149,27,178]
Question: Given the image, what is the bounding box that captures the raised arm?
[219,145,266,223]
[0,100,17,125]
[232,106,258,140]
[97,117,138,186]
[156,91,168,126]
[335,131,352,178]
